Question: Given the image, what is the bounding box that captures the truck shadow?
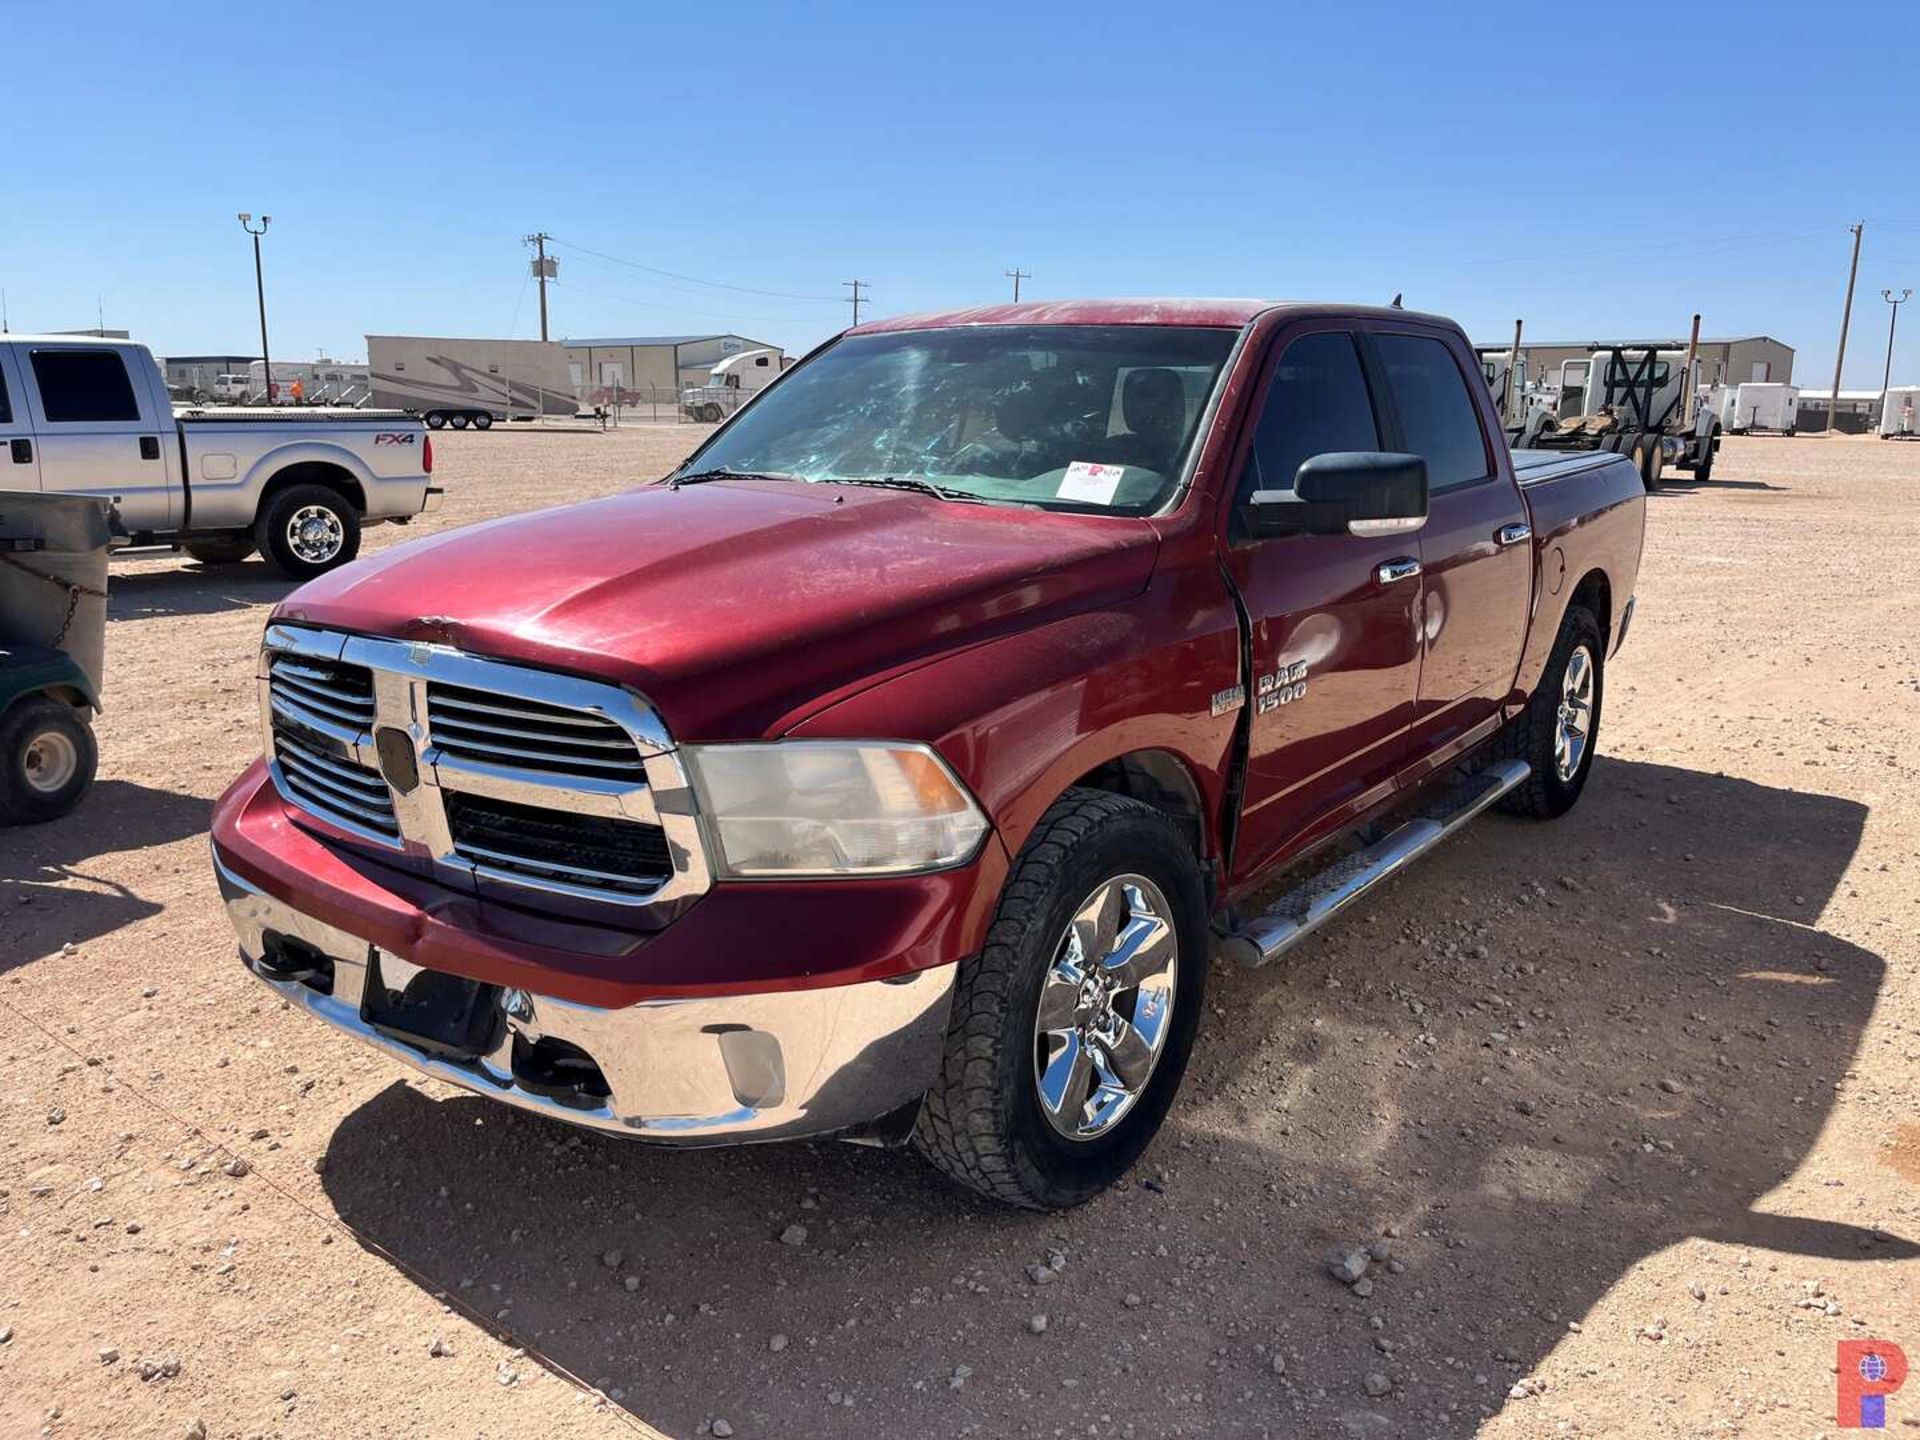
[0,781,211,969]
[319,758,1905,1438]
[107,561,296,621]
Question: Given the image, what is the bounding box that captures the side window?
[0,363,11,424]
[30,350,141,423]
[1238,332,1378,506]
[1374,335,1489,490]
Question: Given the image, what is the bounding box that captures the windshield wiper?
[827,475,986,503]
[668,468,807,489]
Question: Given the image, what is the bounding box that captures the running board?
[1219,759,1531,970]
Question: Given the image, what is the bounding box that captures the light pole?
[238,213,272,402]
[1882,288,1912,398]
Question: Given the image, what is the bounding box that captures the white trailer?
[1727,382,1799,434]
[366,335,576,429]
[1883,387,1920,438]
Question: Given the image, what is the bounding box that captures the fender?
[788,565,1243,865]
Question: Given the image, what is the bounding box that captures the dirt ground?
[3,427,1916,1440]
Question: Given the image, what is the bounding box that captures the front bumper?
[215,848,956,1143]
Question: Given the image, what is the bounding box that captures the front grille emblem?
[374,726,421,795]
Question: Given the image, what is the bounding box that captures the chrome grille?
[270,723,400,840]
[426,682,646,781]
[267,653,376,736]
[257,624,708,915]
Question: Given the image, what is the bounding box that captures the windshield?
[676,324,1238,513]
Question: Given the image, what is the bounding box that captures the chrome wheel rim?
[287,505,344,565]
[23,728,79,794]
[1554,644,1595,782]
[1032,874,1178,1141]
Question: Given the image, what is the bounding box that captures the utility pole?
[843,279,869,328]
[524,233,555,341]
[1881,288,1912,398]
[1005,268,1030,303]
[238,213,272,403]
[1827,222,1864,434]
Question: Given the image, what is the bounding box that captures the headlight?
[685,741,989,878]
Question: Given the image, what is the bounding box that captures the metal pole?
[1005,268,1030,302]
[1504,318,1523,425]
[1827,223,1863,434]
[239,213,272,403]
[843,279,867,328]
[524,233,552,341]
[1681,313,1702,429]
[1882,288,1912,399]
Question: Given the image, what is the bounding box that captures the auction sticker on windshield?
[1057,461,1125,505]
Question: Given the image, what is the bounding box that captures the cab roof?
[847,298,1455,334]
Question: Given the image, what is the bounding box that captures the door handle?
[1375,556,1422,585]
[1495,522,1532,547]
[139,436,161,461]
[9,438,30,464]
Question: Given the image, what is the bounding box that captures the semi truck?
[211,298,1644,1210]
[680,347,783,423]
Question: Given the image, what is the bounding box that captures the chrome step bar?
[1220,759,1531,970]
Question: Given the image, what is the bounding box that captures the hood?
[275,480,1160,740]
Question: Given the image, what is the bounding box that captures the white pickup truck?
[0,335,439,579]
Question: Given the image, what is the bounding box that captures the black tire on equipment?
[425,412,447,430]
[254,483,361,581]
[912,788,1208,1211]
[449,413,470,430]
[183,536,256,566]
[1694,432,1716,484]
[471,411,494,431]
[1638,434,1665,490]
[0,697,98,826]
[1496,603,1604,820]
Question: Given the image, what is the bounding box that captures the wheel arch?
[1567,567,1612,652]
[248,450,371,520]
[1062,749,1210,865]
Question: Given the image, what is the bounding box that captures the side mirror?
[1244,451,1429,538]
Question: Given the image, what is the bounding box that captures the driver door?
[1221,327,1423,885]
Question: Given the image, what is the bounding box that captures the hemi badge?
[1209,685,1246,717]
[374,726,421,795]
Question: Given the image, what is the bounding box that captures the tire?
[1497,603,1603,819]
[255,483,361,580]
[698,403,723,424]
[913,788,1208,1210]
[1694,434,1716,484]
[1636,434,1665,490]
[425,412,447,430]
[471,411,493,431]
[449,413,470,430]
[0,697,97,825]
[183,536,256,566]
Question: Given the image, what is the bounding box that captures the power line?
[844,279,869,328]
[544,235,840,302]
[555,280,803,328]
[1005,267,1031,302]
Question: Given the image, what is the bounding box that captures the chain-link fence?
[574,384,750,425]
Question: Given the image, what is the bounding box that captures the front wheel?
[0,697,97,825]
[1497,603,1603,819]
[255,483,362,580]
[913,789,1207,1210]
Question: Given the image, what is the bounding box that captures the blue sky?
[5,2,1916,386]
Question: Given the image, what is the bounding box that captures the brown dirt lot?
[3,430,1917,1440]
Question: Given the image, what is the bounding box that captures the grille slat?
[427,681,646,781]
[267,651,397,841]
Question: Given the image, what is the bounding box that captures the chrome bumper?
[214,851,954,1144]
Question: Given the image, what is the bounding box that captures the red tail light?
[423,435,434,474]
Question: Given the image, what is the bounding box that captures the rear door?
[1364,326,1531,769]
[0,348,40,488]
[1222,326,1423,882]
[21,343,176,531]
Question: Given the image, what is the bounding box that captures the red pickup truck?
[210,300,1644,1210]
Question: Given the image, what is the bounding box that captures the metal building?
[1506,334,1795,391]
[562,333,784,406]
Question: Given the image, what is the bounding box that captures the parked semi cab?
[210,301,1644,1209]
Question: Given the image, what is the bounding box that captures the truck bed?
[176,407,413,425]
[1508,447,1626,488]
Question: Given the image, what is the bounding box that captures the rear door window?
[1374,335,1490,490]
[0,362,11,424]
[1239,331,1379,504]
[31,349,142,423]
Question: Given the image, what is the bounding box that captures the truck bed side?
[1512,449,1645,698]
[177,409,432,530]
